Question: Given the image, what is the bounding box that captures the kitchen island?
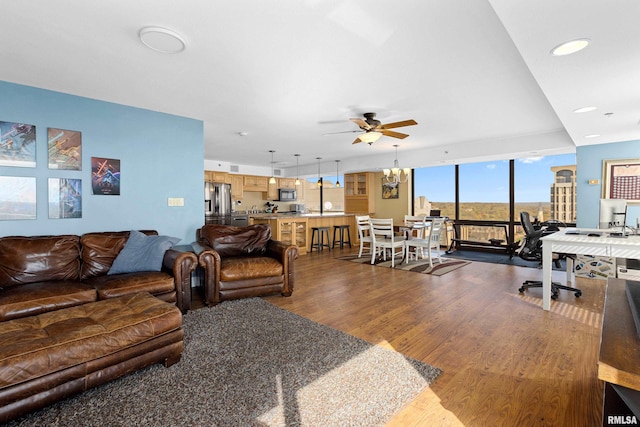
[249,213,356,255]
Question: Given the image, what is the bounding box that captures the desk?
[540,229,640,310]
[599,278,640,423]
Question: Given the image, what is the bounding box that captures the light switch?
[588,179,599,185]
[168,198,185,207]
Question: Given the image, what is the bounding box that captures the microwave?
[278,188,297,201]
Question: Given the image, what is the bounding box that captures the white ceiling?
[1,1,638,177]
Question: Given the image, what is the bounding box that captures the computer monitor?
[599,198,627,230]
[429,209,441,217]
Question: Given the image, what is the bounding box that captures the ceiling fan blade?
[381,119,418,129]
[323,130,360,135]
[350,118,371,130]
[381,129,409,139]
[352,136,363,144]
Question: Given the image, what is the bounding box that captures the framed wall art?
[48,128,82,170]
[48,178,82,219]
[0,176,36,220]
[91,157,121,195]
[0,121,36,168]
[382,179,399,199]
[602,158,640,203]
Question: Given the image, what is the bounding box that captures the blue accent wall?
[577,140,640,229]
[0,81,203,243]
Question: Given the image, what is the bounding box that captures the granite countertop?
[248,212,353,219]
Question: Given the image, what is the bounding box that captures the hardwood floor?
[195,246,606,426]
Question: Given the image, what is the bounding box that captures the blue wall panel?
[577,140,640,229]
[0,81,203,243]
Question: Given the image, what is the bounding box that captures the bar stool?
[332,225,352,248]
[310,226,331,252]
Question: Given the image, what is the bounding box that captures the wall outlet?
[168,197,184,207]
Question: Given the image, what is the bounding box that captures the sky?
[414,153,576,203]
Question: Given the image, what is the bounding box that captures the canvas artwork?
[48,178,82,219]
[0,121,36,168]
[0,176,36,220]
[48,128,82,170]
[382,179,399,199]
[602,158,640,202]
[91,157,121,195]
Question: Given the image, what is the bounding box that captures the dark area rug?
[8,298,442,427]
[443,250,567,270]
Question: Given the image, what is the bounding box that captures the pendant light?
[335,160,341,188]
[268,150,276,184]
[316,157,322,187]
[294,154,301,186]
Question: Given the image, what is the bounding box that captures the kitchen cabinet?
[279,218,308,254]
[250,217,308,255]
[205,170,228,183]
[344,172,375,214]
[230,174,243,199]
[278,178,297,189]
[267,180,278,200]
[243,175,268,192]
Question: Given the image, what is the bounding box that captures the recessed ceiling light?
[551,38,590,56]
[585,134,600,139]
[139,27,186,54]
[573,106,597,113]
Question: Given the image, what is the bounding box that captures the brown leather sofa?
[0,230,195,422]
[0,230,198,318]
[192,224,298,306]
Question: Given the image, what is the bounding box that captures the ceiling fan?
[322,112,418,144]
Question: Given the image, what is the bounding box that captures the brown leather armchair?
[192,224,298,306]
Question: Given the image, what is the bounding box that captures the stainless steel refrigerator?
[204,182,231,225]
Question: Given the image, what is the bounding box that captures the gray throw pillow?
[108,230,181,275]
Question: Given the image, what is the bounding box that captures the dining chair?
[405,217,445,267]
[403,215,426,239]
[355,215,373,258]
[369,218,405,268]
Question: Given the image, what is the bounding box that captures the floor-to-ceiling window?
[513,153,576,241]
[414,153,576,250]
[414,165,455,217]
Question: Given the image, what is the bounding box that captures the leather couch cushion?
[0,292,182,389]
[220,256,283,281]
[200,224,271,257]
[80,230,158,280]
[0,235,80,288]
[0,281,97,322]
[83,271,176,299]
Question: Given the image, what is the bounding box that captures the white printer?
[617,258,640,280]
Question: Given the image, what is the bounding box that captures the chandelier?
[383,144,411,184]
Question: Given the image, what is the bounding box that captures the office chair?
[518,211,582,299]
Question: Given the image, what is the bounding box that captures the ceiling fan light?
[358,131,382,143]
